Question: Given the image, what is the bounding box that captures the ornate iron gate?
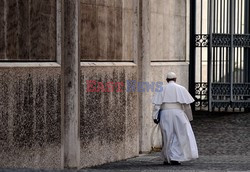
[190,0,250,112]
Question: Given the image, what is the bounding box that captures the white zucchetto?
[166,72,177,79]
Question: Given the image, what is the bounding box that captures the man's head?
[166,72,177,82]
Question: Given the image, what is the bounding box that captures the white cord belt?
[160,103,182,110]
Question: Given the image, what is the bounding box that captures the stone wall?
[80,63,139,167]
[0,63,139,168]
[0,66,61,168]
[0,0,56,61]
[150,0,187,61]
[0,0,191,169]
[139,0,190,152]
[80,0,138,61]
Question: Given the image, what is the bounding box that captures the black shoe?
[163,161,171,165]
[170,160,181,165]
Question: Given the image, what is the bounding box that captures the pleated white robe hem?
[159,109,198,163]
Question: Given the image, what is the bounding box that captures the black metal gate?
[190,0,250,112]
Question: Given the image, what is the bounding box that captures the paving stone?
[0,112,250,172]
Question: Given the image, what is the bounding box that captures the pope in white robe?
[152,72,198,165]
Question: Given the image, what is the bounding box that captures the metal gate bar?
[190,0,250,112]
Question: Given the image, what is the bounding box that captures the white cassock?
[152,81,199,163]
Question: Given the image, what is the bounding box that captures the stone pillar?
[61,0,80,169]
[138,0,152,153]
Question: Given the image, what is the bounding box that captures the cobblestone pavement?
[82,152,250,172]
[0,113,249,172]
[1,152,250,172]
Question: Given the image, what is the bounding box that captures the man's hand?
[154,119,159,124]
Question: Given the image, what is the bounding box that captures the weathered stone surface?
[138,0,152,153]
[123,0,134,10]
[150,0,187,61]
[122,8,137,61]
[0,0,192,169]
[151,62,189,89]
[0,0,5,59]
[30,0,56,61]
[150,13,164,61]
[138,0,189,153]
[163,14,186,61]
[0,64,139,169]
[80,65,139,167]
[0,0,56,61]
[6,0,18,60]
[80,3,98,60]
[0,67,61,168]
[62,0,80,168]
[17,0,30,60]
[80,0,136,61]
